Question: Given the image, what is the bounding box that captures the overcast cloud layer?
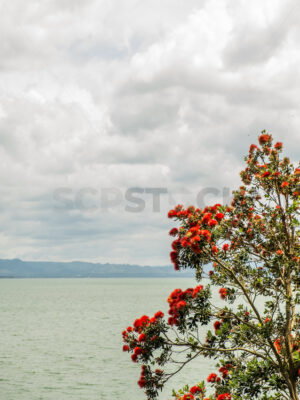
[0,0,300,265]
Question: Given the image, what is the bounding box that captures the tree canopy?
[122,133,300,400]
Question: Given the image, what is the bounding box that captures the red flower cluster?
[219,364,233,378]
[139,333,146,342]
[281,181,289,188]
[182,394,194,400]
[122,310,165,364]
[176,385,209,400]
[273,336,299,355]
[167,286,203,325]
[212,245,218,254]
[169,228,178,236]
[176,385,204,400]
[207,373,220,383]
[242,136,300,201]
[168,204,189,219]
[133,315,150,333]
[154,311,164,319]
[222,243,229,252]
[167,203,225,269]
[219,288,227,299]
[190,385,202,394]
[138,365,147,388]
[217,394,231,400]
[274,337,282,354]
[130,311,164,334]
[214,320,222,331]
[249,144,260,153]
[258,133,271,145]
[137,366,164,389]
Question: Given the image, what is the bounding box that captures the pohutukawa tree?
[122,132,300,400]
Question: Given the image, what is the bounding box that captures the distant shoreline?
[0,258,195,279]
[0,276,195,279]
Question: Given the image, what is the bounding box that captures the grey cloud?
[0,0,299,265]
[223,0,300,68]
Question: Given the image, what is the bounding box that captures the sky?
[0,0,300,265]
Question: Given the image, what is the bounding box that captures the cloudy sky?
[0,0,300,265]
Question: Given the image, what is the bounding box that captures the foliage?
[122,132,300,400]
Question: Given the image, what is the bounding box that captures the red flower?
[217,394,231,400]
[274,142,283,149]
[202,213,212,224]
[258,134,271,145]
[183,394,194,400]
[176,300,187,309]
[168,209,177,218]
[216,212,224,220]
[219,366,229,378]
[214,321,222,331]
[262,171,270,177]
[154,311,164,319]
[172,239,181,250]
[137,378,146,388]
[274,338,281,353]
[209,219,218,227]
[190,235,200,244]
[192,285,203,298]
[133,315,150,332]
[131,353,138,362]
[207,373,218,383]
[219,288,227,299]
[138,333,146,342]
[276,249,283,255]
[169,227,178,236]
[212,245,218,254]
[170,251,178,262]
[190,386,201,394]
[173,262,180,271]
[222,243,229,252]
[200,229,211,242]
[123,345,130,352]
[281,181,289,188]
[134,347,143,355]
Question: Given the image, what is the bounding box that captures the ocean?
[0,278,221,400]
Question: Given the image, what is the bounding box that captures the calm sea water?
[0,278,220,400]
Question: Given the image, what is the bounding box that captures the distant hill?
[0,259,194,278]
